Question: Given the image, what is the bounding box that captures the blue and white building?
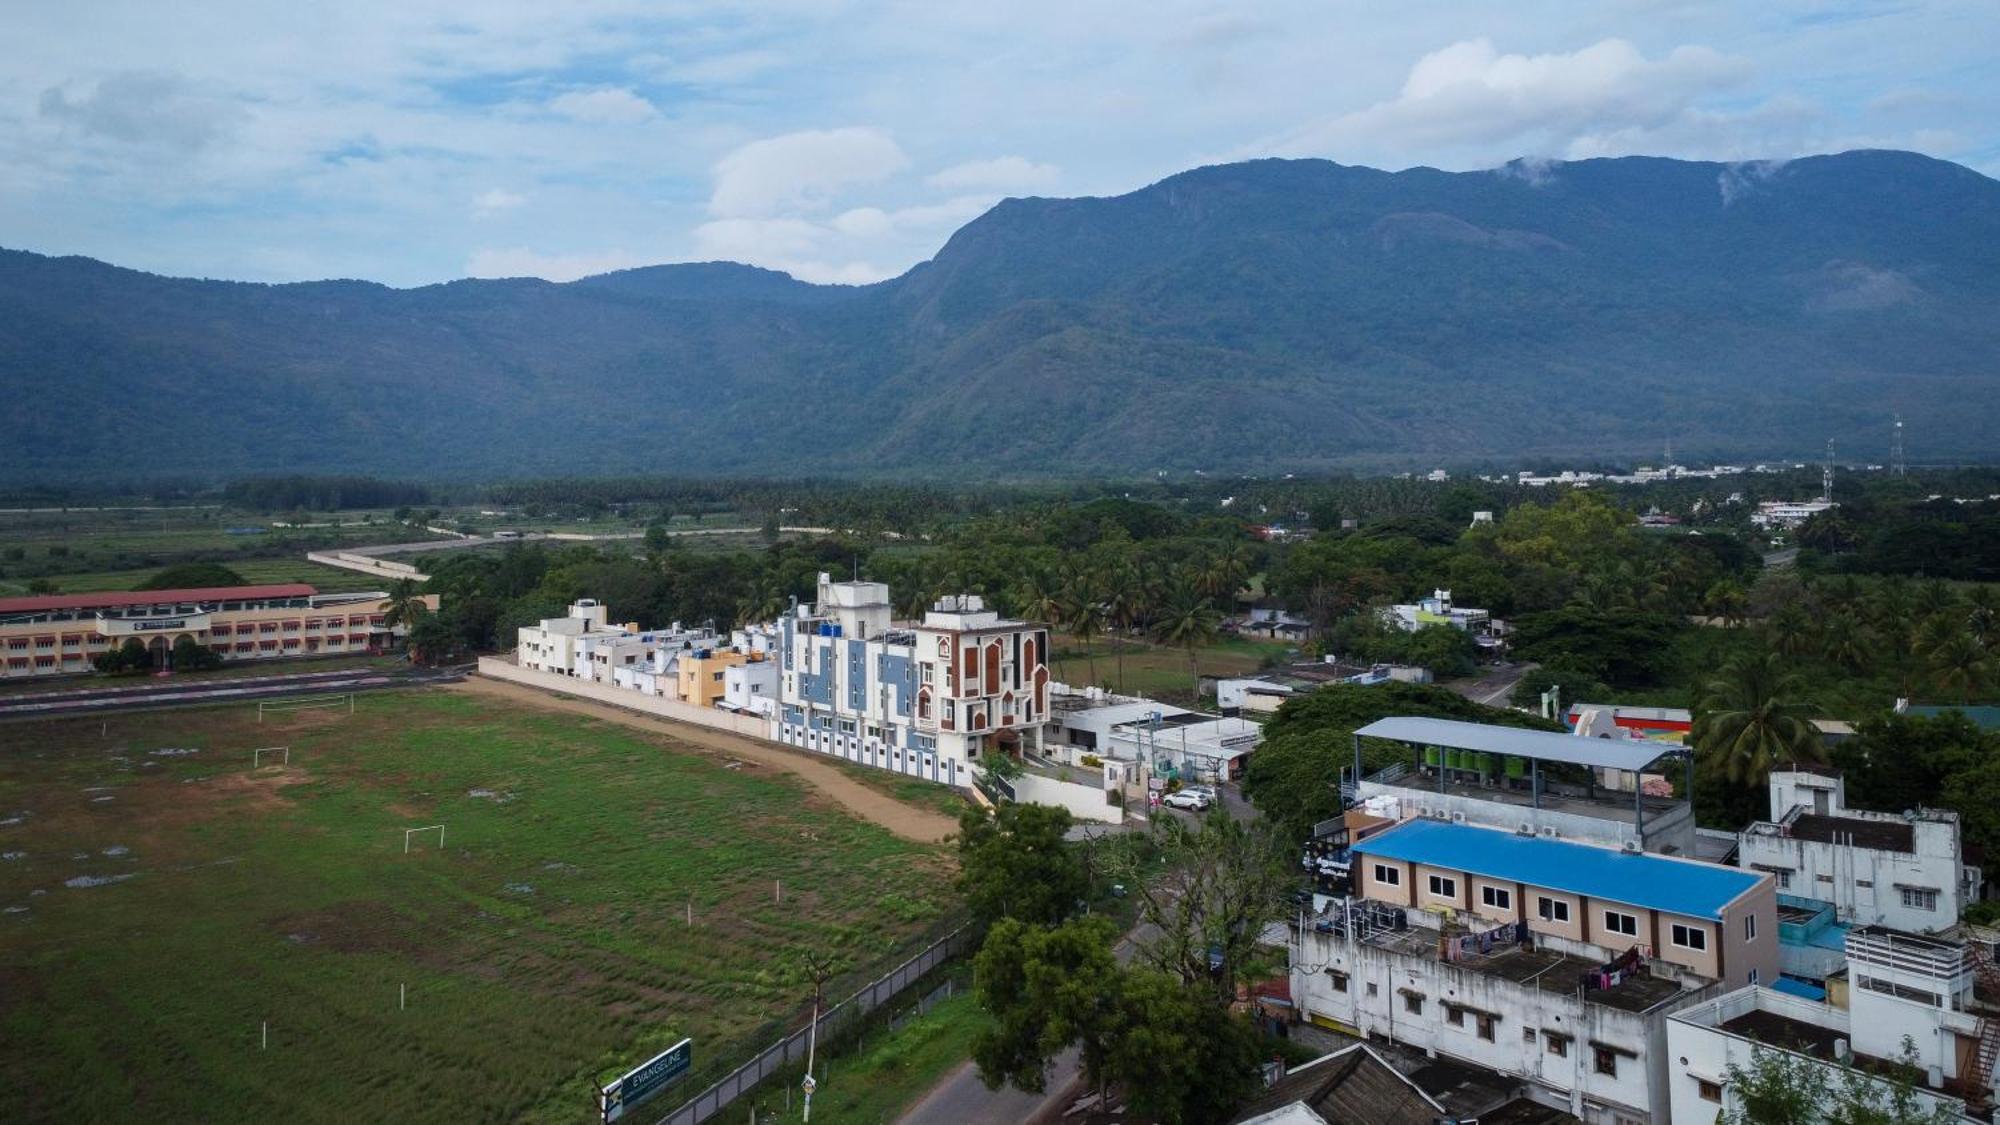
[774,573,1050,788]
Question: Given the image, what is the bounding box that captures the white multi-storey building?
[1665,925,1996,1123]
[516,599,725,693]
[774,573,1050,789]
[1738,768,1981,933]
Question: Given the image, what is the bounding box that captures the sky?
[2,1,1992,287]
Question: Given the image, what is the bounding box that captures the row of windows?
[1377,864,1725,950]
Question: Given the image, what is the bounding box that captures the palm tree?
[1020,565,1065,633]
[1819,612,1873,673]
[1764,603,1814,660]
[1153,577,1221,694]
[1916,579,1961,620]
[1693,652,1825,787]
[1060,566,1105,688]
[1101,561,1143,694]
[1196,547,1251,610]
[737,579,787,626]
[1704,579,1749,628]
[1967,586,1999,649]
[1929,633,1995,705]
[383,579,429,632]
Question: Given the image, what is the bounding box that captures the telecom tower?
[1822,439,1835,503]
[1892,413,1907,477]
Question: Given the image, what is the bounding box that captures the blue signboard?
[600,1038,692,1123]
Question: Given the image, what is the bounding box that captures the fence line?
[649,925,971,1125]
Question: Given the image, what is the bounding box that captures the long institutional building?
[0,584,431,678]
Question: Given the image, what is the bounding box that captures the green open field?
[1048,635,1292,700]
[0,689,956,1123]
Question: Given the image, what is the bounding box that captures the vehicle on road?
[1162,786,1215,811]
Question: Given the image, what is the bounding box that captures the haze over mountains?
[3,148,1997,482]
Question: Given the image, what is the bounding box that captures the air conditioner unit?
[1518,823,1534,836]
[1450,811,1466,824]
[1622,841,1641,853]
[1540,826,1559,838]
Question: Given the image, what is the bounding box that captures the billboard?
[600,1037,692,1123]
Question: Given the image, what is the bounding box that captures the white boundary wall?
[1013,772,1123,824]
[476,656,773,739]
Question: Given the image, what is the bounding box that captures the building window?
[1670,924,1708,951]
[1604,910,1639,937]
[1446,1007,1464,1027]
[1373,863,1400,887]
[1698,1079,1723,1103]
[1537,897,1570,924]
[1427,875,1457,899]
[1477,1015,1496,1042]
[1749,969,1760,985]
[1547,1036,1569,1058]
[1594,1048,1618,1077]
[1366,983,1378,998]
[1745,915,1758,942]
[838,719,857,735]
[1901,887,1939,912]
[1522,1028,1537,1044]
[1753,864,1793,890]
[1328,971,1348,993]
[1481,886,1511,911]
[1403,993,1423,1015]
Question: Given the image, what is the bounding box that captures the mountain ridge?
[3,149,1997,480]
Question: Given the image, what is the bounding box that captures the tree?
[170,635,223,671]
[406,614,458,666]
[1153,579,1220,693]
[1765,602,1815,659]
[382,578,429,632]
[1108,811,1293,1007]
[971,916,1123,1097]
[956,803,1086,933]
[1718,1045,1829,1125]
[1060,566,1105,688]
[1108,970,1264,1125]
[93,637,152,675]
[1693,651,1825,787]
[1927,632,1994,705]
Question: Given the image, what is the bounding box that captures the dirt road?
[448,677,958,844]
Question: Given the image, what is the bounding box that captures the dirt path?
[447,677,958,844]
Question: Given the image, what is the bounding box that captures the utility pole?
[801,950,835,1122]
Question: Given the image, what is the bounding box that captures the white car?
[1162,787,1215,811]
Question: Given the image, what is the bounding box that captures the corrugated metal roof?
[0,584,319,615]
[1354,715,1668,771]
[1353,818,1763,921]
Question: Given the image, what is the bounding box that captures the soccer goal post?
[403,825,445,854]
[251,746,291,769]
[256,694,354,723]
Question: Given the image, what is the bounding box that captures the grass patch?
[1048,635,1288,699]
[751,984,990,1125]
[0,689,955,1123]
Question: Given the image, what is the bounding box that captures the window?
[1523,1028,1538,1044]
[838,719,857,735]
[1537,897,1570,924]
[1427,875,1457,899]
[1745,915,1758,942]
[1477,1015,1496,1042]
[1328,971,1348,993]
[1698,1079,1723,1103]
[1752,864,1792,890]
[1902,887,1939,912]
[1373,863,1400,887]
[1445,1007,1464,1027]
[1366,983,1378,998]
[1481,886,1511,910]
[1749,969,1760,985]
[1594,1048,1618,1077]
[1670,923,1708,951]
[1547,1035,1569,1058]
[1604,910,1639,937]
[1403,993,1423,1015]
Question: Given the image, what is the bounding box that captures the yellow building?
[0,583,437,679]
[677,647,756,709]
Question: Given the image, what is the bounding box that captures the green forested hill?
[3,149,1997,480]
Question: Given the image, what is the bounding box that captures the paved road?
[1444,660,1536,708]
[0,665,461,719]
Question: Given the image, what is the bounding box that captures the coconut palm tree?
[1153,576,1221,694]
[1929,633,1995,705]
[1100,560,1144,694]
[1196,547,1251,610]
[1818,612,1873,673]
[1765,603,1814,660]
[1693,652,1825,787]
[1966,586,1999,649]
[736,579,787,627]
[1060,566,1106,688]
[1704,579,1749,628]
[383,578,430,632]
[1916,579,1961,620]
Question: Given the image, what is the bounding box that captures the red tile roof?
[0,584,319,615]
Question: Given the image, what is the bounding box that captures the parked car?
[1162,786,1215,811]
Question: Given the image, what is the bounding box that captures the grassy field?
[751,985,989,1124]
[0,689,957,1123]
[1048,635,1292,700]
[0,557,389,597]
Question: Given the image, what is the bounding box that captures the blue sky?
[2,1,1992,286]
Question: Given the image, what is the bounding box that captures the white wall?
[476,657,773,739]
[1012,772,1123,825]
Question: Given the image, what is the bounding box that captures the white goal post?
[403,825,445,854]
[256,694,354,723]
[251,746,290,768]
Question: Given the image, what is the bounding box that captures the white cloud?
[1265,38,1751,161]
[693,195,993,284]
[708,127,908,218]
[471,188,526,218]
[464,246,643,282]
[547,87,657,124]
[38,71,247,152]
[927,155,1061,193]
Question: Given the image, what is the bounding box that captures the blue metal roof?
[1354,819,1763,921]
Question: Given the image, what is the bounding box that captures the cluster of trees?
[90,635,222,675]
[956,803,1292,1124]
[1720,1039,1961,1125]
[220,476,431,512]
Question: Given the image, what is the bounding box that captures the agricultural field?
[1047,635,1292,701]
[0,689,957,1123]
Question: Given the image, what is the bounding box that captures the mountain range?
[3,148,1998,481]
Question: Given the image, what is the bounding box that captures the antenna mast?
[1821,439,1835,503]
[1891,413,1906,477]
